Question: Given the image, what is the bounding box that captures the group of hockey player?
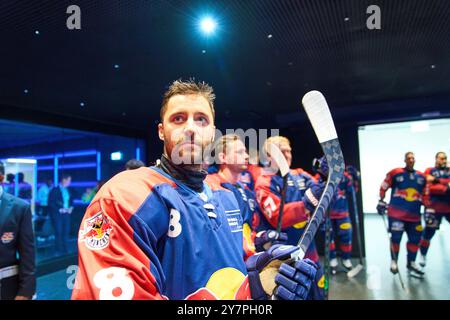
[377,151,449,279]
[71,80,330,300]
[70,78,448,300]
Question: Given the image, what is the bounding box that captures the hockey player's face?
[223,140,249,172]
[159,94,215,165]
[278,142,292,167]
[404,154,415,168]
[436,153,447,168]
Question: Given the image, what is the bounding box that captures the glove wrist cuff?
[247,269,270,300]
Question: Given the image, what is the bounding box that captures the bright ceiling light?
[200,17,217,35]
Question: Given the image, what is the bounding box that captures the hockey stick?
[347,185,364,278]
[380,214,408,293]
[323,210,331,299]
[291,91,345,261]
[267,143,290,234]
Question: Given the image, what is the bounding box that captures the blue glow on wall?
[39,162,97,171]
[97,152,101,181]
[136,147,141,161]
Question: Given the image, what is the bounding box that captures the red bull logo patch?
[1,232,14,244]
[394,188,421,202]
[79,212,113,250]
[185,269,250,300]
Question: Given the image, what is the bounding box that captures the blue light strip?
[39,162,97,171]
[136,147,141,161]
[32,149,98,160]
[37,181,98,188]
[33,163,38,206]
[54,157,58,185]
[96,152,101,181]
[71,181,99,187]
[63,150,98,158]
[14,172,19,197]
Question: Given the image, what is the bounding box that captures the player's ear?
[158,123,164,141]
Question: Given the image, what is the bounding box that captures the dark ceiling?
[0,0,449,132]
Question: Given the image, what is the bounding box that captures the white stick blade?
[301,91,338,143]
[347,264,364,278]
[267,142,290,177]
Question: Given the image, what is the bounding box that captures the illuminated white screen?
[358,118,450,213]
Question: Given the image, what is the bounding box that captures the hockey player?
[346,165,360,192]
[328,170,354,271]
[72,79,325,300]
[377,152,427,278]
[255,136,321,263]
[419,152,450,267]
[206,134,287,258]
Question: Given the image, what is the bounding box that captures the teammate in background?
[72,79,325,300]
[255,136,322,263]
[419,152,450,267]
[346,165,360,192]
[206,134,287,259]
[377,152,428,278]
[328,170,354,271]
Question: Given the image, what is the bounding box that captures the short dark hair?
[404,151,414,159]
[435,151,446,159]
[0,161,4,176]
[6,173,15,183]
[160,79,215,122]
[125,159,145,170]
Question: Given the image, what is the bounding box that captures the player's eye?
[172,115,185,124]
[195,115,209,126]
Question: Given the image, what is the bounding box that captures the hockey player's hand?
[303,180,326,213]
[246,244,319,300]
[376,200,388,216]
[312,156,329,179]
[254,230,288,252]
[424,208,437,227]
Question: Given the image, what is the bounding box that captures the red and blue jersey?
[238,165,263,191]
[330,172,353,219]
[380,168,427,222]
[72,167,251,300]
[255,168,316,246]
[424,166,450,213]
[206,173,259,259]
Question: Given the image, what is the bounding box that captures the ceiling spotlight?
[344,17,350,22]
[202,49,206,54]
[114,64,120,69]
[35,30,40,35]
[24,89,29,94]
[267,34,273,39]
[200,17,217,35]
[431,65,436,69]
[80,102,85,107]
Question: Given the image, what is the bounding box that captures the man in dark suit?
[0,161,36,300]
[48,174,73,255]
